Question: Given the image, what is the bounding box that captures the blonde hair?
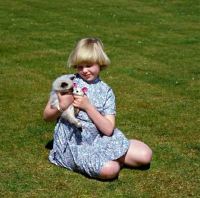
[67,38,111,70]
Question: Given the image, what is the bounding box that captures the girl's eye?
[76,64,92,69]
[77,66,83,69]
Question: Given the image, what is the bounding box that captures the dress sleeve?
[102,88,116,116]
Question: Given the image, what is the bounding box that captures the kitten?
[50,76,88,128]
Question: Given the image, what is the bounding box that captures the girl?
[44,38,152,180]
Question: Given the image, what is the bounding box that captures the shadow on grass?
[122,163,151,171]
[45,139,54,150]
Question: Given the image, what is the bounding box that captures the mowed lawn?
[0,0,199,197]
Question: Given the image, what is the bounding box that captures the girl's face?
[76,63,100,82]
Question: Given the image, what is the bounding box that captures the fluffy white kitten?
[50,76,88,128]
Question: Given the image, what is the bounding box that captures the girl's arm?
[85,105,115,136]
[73,95,115,136]
[44,92,74,122]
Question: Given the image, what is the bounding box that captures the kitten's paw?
[76,122,82,129]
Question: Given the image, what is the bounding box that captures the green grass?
[0,0,199,197]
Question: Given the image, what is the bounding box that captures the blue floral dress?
[49,74,130,178]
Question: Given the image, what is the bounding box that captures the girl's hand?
[44,93,74,122]
[73,94,91,111]
[58,92,74,110]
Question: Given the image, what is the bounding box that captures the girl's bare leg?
[98,139,152,180]
[98,160,121,180]
[118,139,152,167]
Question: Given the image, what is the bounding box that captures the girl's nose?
[82,66,88,73]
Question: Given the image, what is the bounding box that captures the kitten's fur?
[50,76,87,128]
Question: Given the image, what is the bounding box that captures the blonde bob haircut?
[67,38,111,70]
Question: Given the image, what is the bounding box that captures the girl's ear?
[73,83,77,88]
[81,87,88,93]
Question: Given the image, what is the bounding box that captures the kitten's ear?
[70,76,75,80]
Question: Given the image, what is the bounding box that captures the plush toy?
[50,76,88,128]
[73,83,88,96]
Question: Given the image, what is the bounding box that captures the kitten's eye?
[61,82,68,88]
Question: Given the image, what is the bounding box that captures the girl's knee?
[129,139,153,166]
[140,147,153,164]
[99,161,120,180]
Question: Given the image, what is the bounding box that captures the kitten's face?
[60,82,73,94]
[53,78,73,94]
